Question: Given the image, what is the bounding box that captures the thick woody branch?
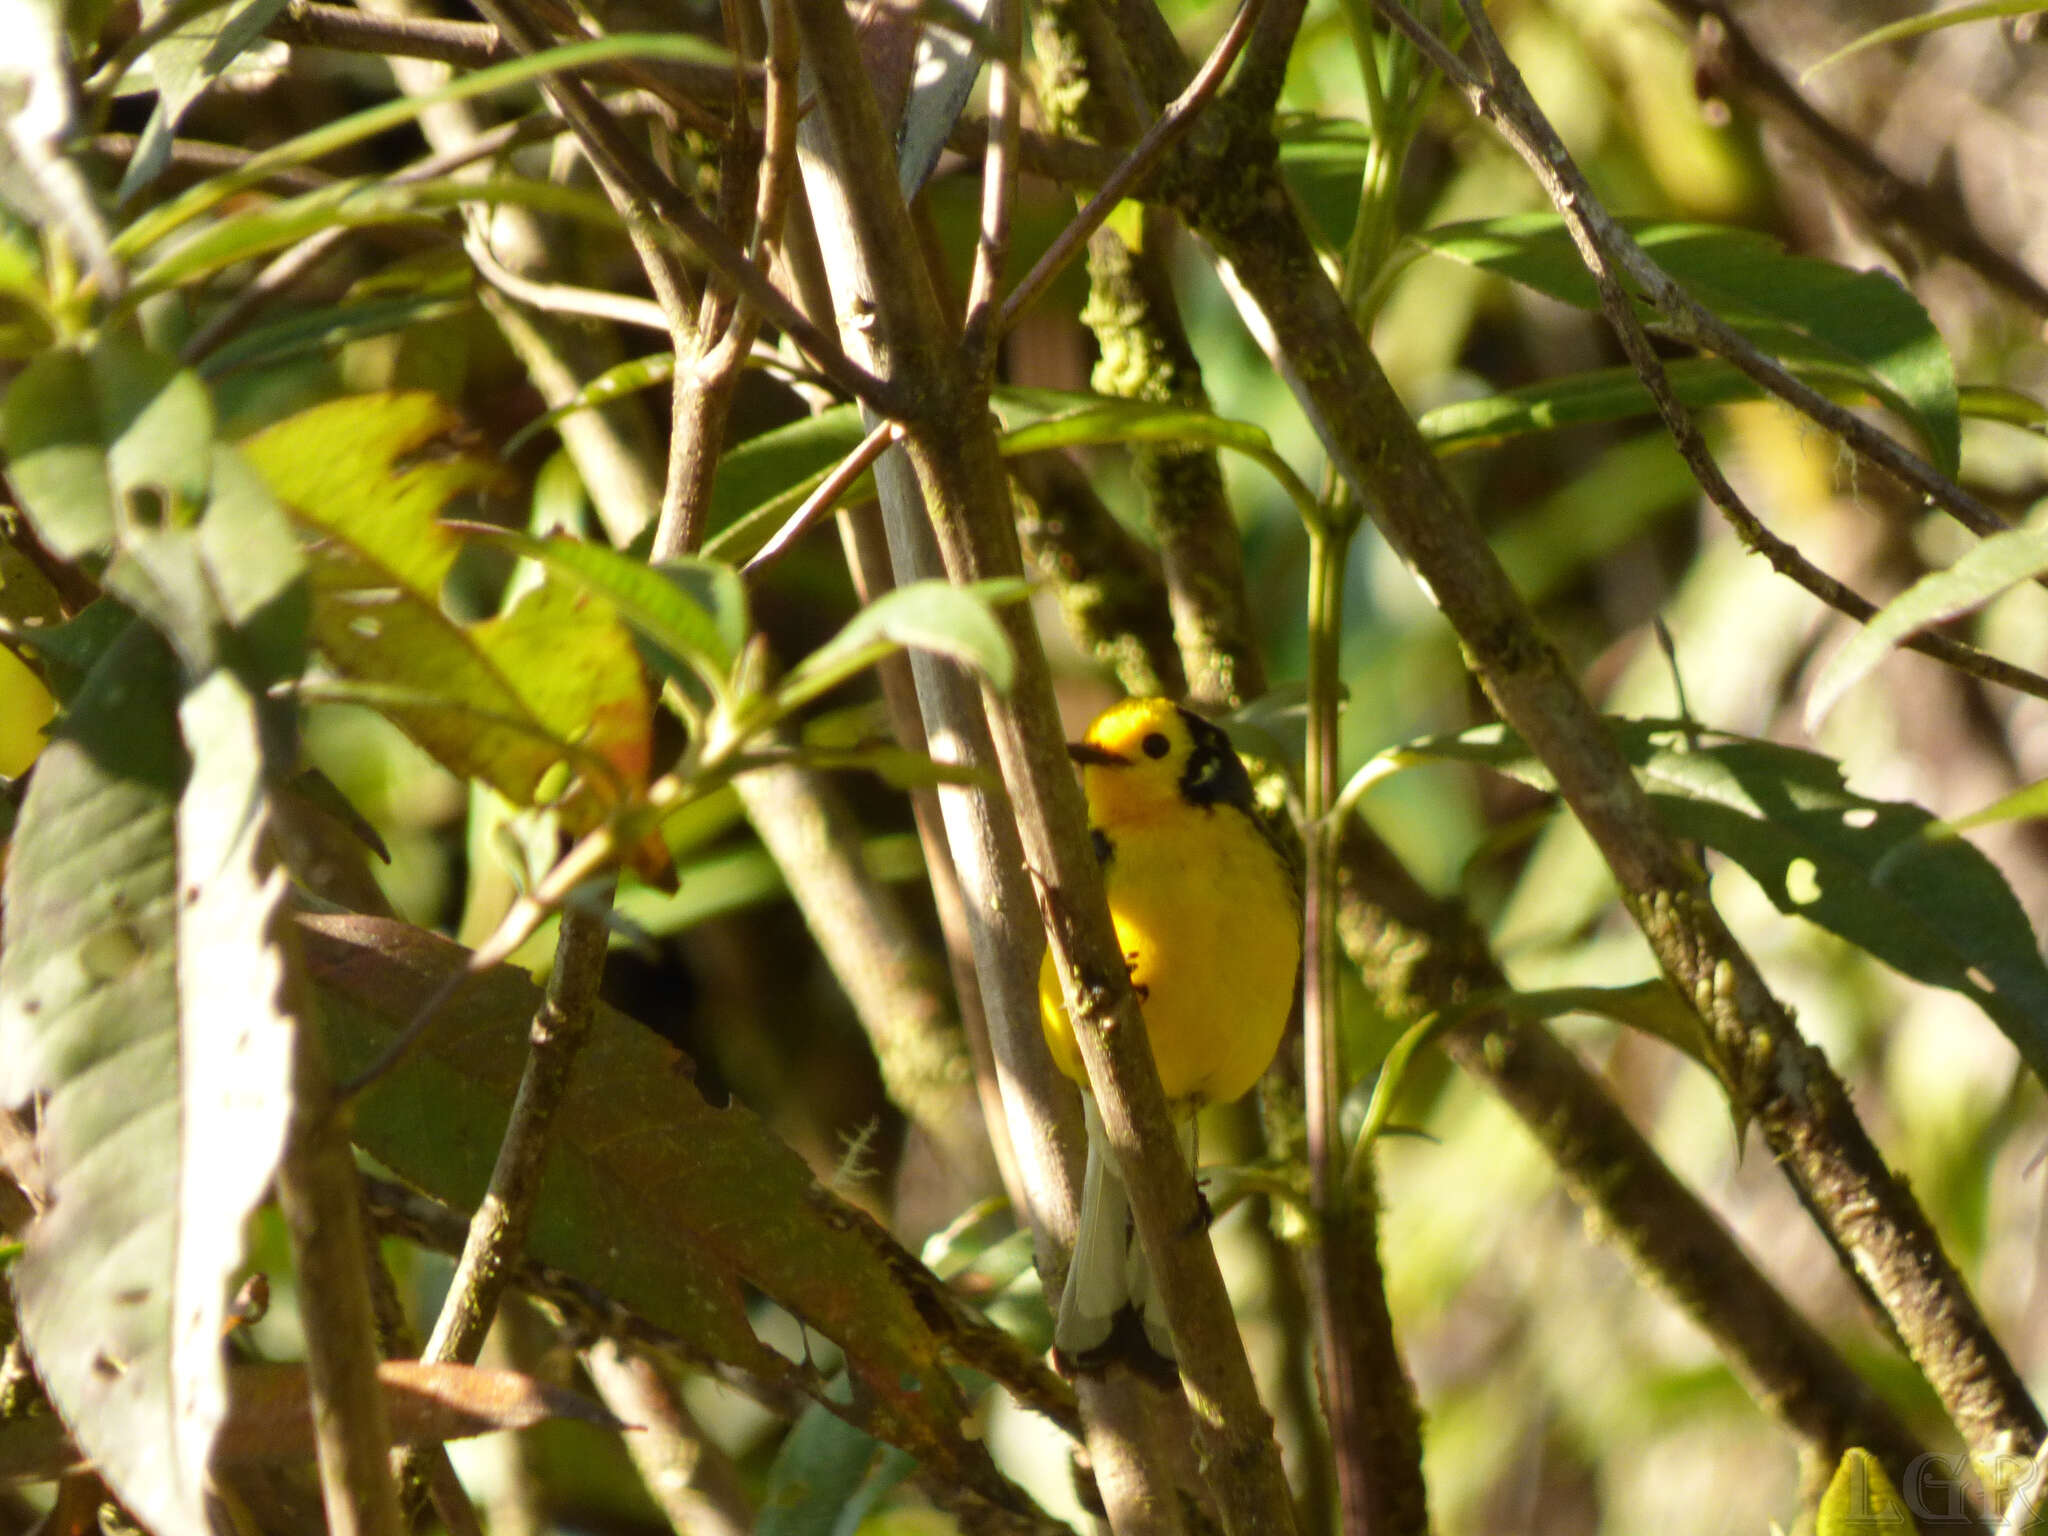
[788,5,1297,1533]
[1178,51,2043,1471]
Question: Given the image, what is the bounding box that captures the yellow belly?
[1038,805,1299,1109]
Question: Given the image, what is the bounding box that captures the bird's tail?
[1054,1093,1192,1373]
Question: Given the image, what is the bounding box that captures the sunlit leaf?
[614,832,925,938]
[773,579,1025,715]
[1805,510,2048,730]
[197,290,471,379]
[0,623,296,1536]
[242,392,653,822]
[1417,216,1961,475]
[127,176,624,306]
[1802,2,2045,82]
[1383,718,2048,1091]
[466,527,744,695]
[502,350,678,458]
[111,34,737,262]
[2,333,214,559]
[114,0,292,201]
[1934,777,2048,838]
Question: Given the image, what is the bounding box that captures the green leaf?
[196,290,472,379]
[1417,216,1961,475]
[241,393,652,821]
[1934,777,2048,838]
[757,1387,916,1536]
[126,176,624,306]
[300,912,1001,1485]
[108,454,307,688]
[112,34,736,262]
[991,386,1320,518]
[614,833,925,938]
[773,579,1025,716]
[1490,434,1696,604]
[1805,511,2048,730]
[0,623,293,1536]
[703,388,1327,569]
[502,350,678,459]
[2,334,216,559]
[700,406,870,564]
[114,0,293,202]
[1816,1448,1917,1535]
[1419,356,1850,454]
[16,600,135,701]
[465,529,743,695]
[1383,719,2048,1091]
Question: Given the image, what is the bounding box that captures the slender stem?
[996,0,1265,338]
[960,0,1020,375]
[741,418,902,574]
[1300,523,1345,1210]
[1190,29,2047,1469]
[276,1027,405,1536]
[420,898,610,1366]
[582,1341,754,1536]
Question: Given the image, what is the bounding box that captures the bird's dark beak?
[1067,741,1127,767]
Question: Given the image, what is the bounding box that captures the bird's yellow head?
[1067,697,1257,826]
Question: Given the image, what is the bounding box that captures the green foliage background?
[3,0,2048,1533]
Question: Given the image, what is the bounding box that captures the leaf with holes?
[0,617,300,1536]
[1,332,214,559]
[241,393,652,826]
[299,912,1013,1493]
[1388,719,2048,1090]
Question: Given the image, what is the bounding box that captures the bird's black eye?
[1141,732,1171,759]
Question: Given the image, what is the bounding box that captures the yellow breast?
[1038,800,1300,1110]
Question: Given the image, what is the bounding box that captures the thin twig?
[422,900,611,1366]
[271,0,509,68]
[582,1342,753,1536]
[268,0,743,134]
[180,102,617,363]
[649,0,789,558]
[995,0,1266,338]
[469,237,675,332]
[741,418,902,575]
[461,0,894,410]
[1373,0,2019,546]
[1671,0,2048,320]
[1364,7,2048,711]
[276,1028,406,1536]
[959,0,1020,375]
[388,902,612,1504]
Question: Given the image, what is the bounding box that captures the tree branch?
[1671,0,2048,320]
[1180,6,2044,1471]
[789,4,1298,1531]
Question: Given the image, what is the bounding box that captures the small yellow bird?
[1038,697,1301,1367]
